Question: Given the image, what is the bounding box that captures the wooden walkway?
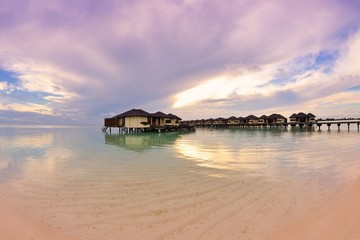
[191,120,360,131]
[102,120,360,133]
[316,120,360,131]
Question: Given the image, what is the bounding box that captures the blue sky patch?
[0,69,63,105]
[346,85,360,92]
[268,51,338,87]
[269,75,295,86]
[0,70,20,85]
[314,51,338,73]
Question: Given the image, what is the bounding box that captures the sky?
[0,0,360,125]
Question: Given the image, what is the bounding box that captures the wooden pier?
[103,109,359,133]
[188,120,360,131]
[192,122,314,129]
[316,120,360,131]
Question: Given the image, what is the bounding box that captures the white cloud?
[0,0,360,124]
[0,102,54,115]
[172,27,360,117]
[335,30,360,77]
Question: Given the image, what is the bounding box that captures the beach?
[1,175,360,239]
[0,198,74,240]
[269,175,360,240]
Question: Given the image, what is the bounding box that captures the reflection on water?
[174,127,360,180]
[0,127,77,183]
[104,132,192,152]
[0,126,360,240]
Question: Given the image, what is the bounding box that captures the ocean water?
[0,125,359,239]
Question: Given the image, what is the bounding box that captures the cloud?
[0,0,360,124]
[0,102,54,115]
[172,25,360,118]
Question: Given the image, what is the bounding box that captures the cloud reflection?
[174,139,275,173]
[0,129,74,180]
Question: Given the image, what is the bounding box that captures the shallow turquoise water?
[0,125,359,239]
[1,125,359,193]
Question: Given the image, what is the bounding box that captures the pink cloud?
[0,0,359,124]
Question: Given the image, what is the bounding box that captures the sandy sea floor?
[1,127,360,239]
[1,173,360,240]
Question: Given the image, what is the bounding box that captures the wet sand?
[1,175,359,240]
[0,198,74,240]
[269,175,360,240]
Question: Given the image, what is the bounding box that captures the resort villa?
[182,112,315,127]
[103,109,185,132]
[103,109,323,133]
[289,112,316,123]
[227,116,241,125]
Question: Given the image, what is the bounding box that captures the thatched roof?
[245,115,258,120]
[227,116,238,120]
[115,109,151,118]
[259,115,268,119]
[289,112,315,118]
[168,113,182,120]
[152,111,169,118]
[268,113,286,119]
[307,113,316,117]
[297,112,308,118]
[113,109,184,120]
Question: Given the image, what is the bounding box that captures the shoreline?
[269,175,360,240]
[0,197,75,240]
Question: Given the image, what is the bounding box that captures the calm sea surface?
[0,125,359,239]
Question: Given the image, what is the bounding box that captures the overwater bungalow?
[195,119,204,126]
[258,115,268,124]
[268,113,287,124]
[204,118,214,126]
[179,110,324,129]
[227,116,240,125]
[245,115,259,124]
[289,112,316,123]
[214,117,226,126]
[238,116,246,124]
[111,108,151,129]
[167,113,182,126]
[152,111,170,127]
[103,109,192,133]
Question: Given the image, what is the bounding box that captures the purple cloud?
[0,0,359,124]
